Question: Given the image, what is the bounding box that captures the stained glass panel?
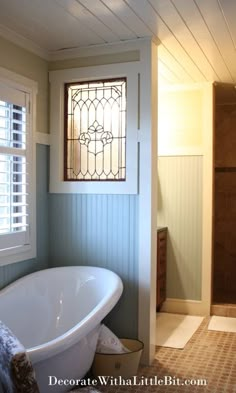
[64,78,126,181]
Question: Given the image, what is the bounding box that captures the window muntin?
[64,78,126,181]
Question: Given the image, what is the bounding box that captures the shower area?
[212,82,236,306]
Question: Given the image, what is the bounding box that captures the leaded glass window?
[64,78,126,181]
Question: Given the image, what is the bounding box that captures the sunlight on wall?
[158,88,203,156]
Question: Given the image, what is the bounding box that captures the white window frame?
[0,67,37,267]
[49,62,139,194]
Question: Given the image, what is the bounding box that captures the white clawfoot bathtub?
[0,266,123,392]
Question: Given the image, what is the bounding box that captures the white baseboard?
[161,298,210,316]
[36,132,50,145]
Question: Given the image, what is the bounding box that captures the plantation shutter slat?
[0,85,29,250]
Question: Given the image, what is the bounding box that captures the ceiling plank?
[195,0,236,83]
[218,0,236,52]
[78,0,137,40]
[159,45,195,84]
[158,58,186,85]
[172,0,233,83]
[0,0,104,50]
[125,0,207,82]
[55,0,119,43]
[101,0,151,37]
[149,0,220,82]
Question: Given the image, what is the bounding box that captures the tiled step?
[211,303,236,317]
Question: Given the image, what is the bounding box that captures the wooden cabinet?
[156,228,167,310]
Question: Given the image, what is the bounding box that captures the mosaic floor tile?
[93,317,236,392]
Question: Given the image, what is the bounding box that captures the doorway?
[212,83,236,305]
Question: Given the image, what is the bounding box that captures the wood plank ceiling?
[0,0,236,86]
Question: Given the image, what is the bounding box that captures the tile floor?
[95,317,236,393]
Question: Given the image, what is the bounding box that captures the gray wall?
[0,144,49,289]
[0,36,48,134]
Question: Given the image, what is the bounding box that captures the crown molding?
[0,24,49,60]
[48,36,157,61]
[0,24,159,63]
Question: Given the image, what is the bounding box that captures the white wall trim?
[49,37,158,61]
[0,66,38,93]
[138,39,157,365]
[0,24,49,60]
[201,83,214,315]
[36,132,50,146]
[161,298,208,316]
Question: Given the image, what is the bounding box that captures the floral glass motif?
[65,78,126,181]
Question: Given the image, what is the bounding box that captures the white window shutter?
[0,85,30,253]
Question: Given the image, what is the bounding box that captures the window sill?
[0,244,36,267]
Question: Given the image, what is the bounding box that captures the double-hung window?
[0,69,36,266]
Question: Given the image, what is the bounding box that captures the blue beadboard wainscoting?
[48,193,139,338]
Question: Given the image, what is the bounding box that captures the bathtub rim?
[0,266,123,363]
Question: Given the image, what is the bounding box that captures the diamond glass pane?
[65,78,126,181]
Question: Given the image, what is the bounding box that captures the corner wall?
[158,84,213,315]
